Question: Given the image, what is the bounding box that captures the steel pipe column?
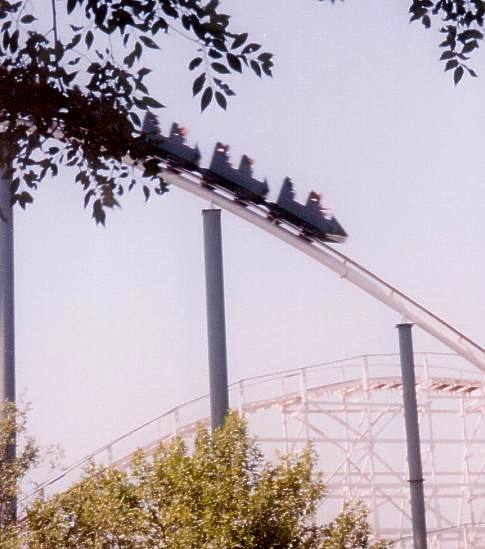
[0,139,15,406]
[202,209,229,431]
[0,137,15,524]
[397,322,427,549]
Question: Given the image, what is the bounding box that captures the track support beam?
[202,209,229,431]
[397,322,427,549]
[0,139,15,406]
[0,137,16,524]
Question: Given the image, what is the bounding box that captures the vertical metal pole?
[0,136,16,523]
[397,322,427,549]
[0,139,15,406]
[202,209,229,431]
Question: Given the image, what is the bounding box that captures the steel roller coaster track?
[20,352,485,547]
[146,161,485,372]
[7,117,483,369]
[8,120,485,546]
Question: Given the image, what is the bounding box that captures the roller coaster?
[22,353,485,547]
[11,114,485,547]
[131,115,485,372]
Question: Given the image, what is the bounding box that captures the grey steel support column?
[0,137,16,523]
[0,139,15,406]
[397,322,427,549]
[202,209,229,431]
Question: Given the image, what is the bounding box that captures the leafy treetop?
[0,401,39,542]
[0,0,273,223]
[0,1,482,224]
[321,0,484,85]
[20,412,390,548]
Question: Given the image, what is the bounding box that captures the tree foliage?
[322,0,484,85]
[0,0,273,224]
[0,402,39,546]
[19,413,389,548]
[0,0,481,224]
[408,0,484,84]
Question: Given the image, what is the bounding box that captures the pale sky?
[13,0,485,475]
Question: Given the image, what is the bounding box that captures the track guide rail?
[2,119,483,370]
[155,166,485,373]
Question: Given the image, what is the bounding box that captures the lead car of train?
[141,113,348,244]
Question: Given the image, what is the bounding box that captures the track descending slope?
[21,353,485,546]
[5,116,483,370]
[148,163,485,372]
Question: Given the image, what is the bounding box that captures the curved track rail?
[147,163,485,372]
[21,352,485,546]
[5,118,483,368]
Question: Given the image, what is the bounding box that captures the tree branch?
[51,0,58,44]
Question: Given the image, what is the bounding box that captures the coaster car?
[204,142,269,204]
[141,112,200,169]
[270,178,347,242]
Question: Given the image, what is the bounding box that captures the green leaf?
[68,33,82,49]
[85,30,94,49]
[226,53,242,73]
[140,35,159,49]
[445,59,458,71]
[152,17,168,34]
[258,52,273,63]
[9,29,18,52]
[462,41,478,54]
[134,41,142,59]
[250,60,261,77]
[124,50,137,68]
[440,50,456,60]
[208,48,223,59]
[454,65,464,85]
[92,199,106,225]
[459,29,483,41]
[211,62,230,74]
[261,62,273,77]
[143,96,165,109]
[84,189,95,209]
[243,43,261,54]
[201,86,213,111]
[231,32,248,49]
[215,91,227,110]
[20,14,36,24]
[189,57,203,71]
[128,111,141,126]
[204,0,220,14]
[192,72,206,96]
[19,191,33,209]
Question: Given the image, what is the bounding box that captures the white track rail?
[155,166,485,372]
[5,119,483,368]
[21,352,485,547]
